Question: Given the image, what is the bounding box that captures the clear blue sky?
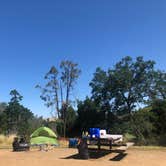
[0,0,166,117]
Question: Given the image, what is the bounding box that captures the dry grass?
[58,138,69,148]
[0,134,16,147]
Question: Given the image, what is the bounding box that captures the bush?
[0,134,16,146]
[123,133,136,142]
[158,134,166,146]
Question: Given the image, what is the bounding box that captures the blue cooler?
[89,128,100,138]
[69,138,78,148]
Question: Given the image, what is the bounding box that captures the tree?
[150,99,166,145]
[0,103,7,133]
[0,102,7,113]
[77,97,104,131]
[5,89,33,135]
[25,116,46,140]
[5,90,23,134]
[131,109,155,145]
[90,56,156,115]
[36,60,81,137]
[36,66,60,117]
[89,67,110,112]
[89,56,166,143]
[151,99,166,135]
[65,106,77,136]
[149,70,166,100]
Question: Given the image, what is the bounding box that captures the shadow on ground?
[110,150,128,161]
[62,148,127,161]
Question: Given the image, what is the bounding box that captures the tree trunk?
[63,106,67,138]
[63,118,66,138]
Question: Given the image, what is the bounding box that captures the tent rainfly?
[30,127,58,145]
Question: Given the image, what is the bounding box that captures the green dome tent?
[30,127,58,145]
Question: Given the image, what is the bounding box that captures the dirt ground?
[0,147,166,166]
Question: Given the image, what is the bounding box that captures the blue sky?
[0,0,166,117]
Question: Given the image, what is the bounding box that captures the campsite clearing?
[0,147,166,166]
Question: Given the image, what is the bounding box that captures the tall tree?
[5,89,33,135]
[36,60,81,137]
[60,60,81,136]
[90,56,156,115]
[36,66,60,117]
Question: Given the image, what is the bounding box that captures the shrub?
[0,134,16,146]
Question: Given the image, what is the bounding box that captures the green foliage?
[0,103,8,132]
[0,90,47,140]
[44,120,57,134]
[89,67,109,108]
[77,97,101,131]
[149,71,166,100]
[90,56,156,115]
[27,116,46,132]
[151,100,166,135]
[131,109,155,145]
[66,106,77,131]
[129,100,166,145]
[123,133,136,142]
[0,111,7,134]
[4,90,33,135]
[10,89,23,103]
[55,119,64,136]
